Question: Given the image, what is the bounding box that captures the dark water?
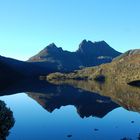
[0,79,140,140]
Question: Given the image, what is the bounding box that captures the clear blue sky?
[0,0,140,60]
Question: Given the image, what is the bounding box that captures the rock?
[67,135,72,138]
[94,128,99,131]
[94,75,105,82]
[120,137,132,140]
[128,80,140,87]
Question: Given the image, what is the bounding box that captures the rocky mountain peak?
[78,39,93,52]
[77,40,115,56]
[45,43,57,50]
[39,43,63,55]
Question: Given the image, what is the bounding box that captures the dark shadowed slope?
[0,55,65,83]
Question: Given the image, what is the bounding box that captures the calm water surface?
[0,79,140,140]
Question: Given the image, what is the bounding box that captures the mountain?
[76,40,121,66]
[47,49,140,85]
[29,40,121,72]
[0,40,121,81]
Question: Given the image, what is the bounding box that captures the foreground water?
[0,79,140,140]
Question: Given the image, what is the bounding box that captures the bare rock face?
[113,49,140,61]
[29,43,63,62]
[77,40,119,57]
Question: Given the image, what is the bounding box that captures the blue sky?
[0,0,140,60]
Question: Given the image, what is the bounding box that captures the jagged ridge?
[29,40,121,72]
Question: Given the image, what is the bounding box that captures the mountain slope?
[29,40,121,72]
[0,55,61,87]
[47,49,140,85]
[113,49,140,61]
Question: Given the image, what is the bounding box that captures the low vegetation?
[47,51,140,85]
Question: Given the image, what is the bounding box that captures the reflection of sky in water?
[0,93,140,140]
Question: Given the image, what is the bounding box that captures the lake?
[0,79,140,140]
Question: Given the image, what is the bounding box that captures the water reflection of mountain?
[0,79,119,118]
[27,87,119,118]
[51,80,140,113]
[0,100,15,140]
